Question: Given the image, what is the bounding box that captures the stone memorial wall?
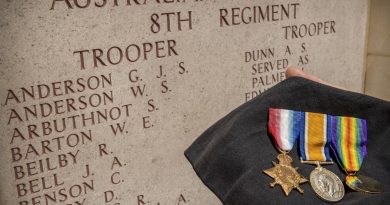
[0,0,368,204]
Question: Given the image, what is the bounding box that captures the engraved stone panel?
[0,0,368,204]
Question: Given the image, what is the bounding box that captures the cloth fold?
[184,77,390,205]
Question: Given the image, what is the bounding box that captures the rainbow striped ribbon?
[329,116,367,173]
[268,108,303,152]
[268,108,368,171]
[299,112,332,162]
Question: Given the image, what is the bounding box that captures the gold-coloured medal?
[263,153,308,196]
[328,115,383,194]
[346,175,384,193]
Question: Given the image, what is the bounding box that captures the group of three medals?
[263,108,382,202]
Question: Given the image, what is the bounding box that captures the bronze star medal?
[266,108,308,196]
[263,153,308,196]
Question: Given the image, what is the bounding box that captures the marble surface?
[0,1,369,204]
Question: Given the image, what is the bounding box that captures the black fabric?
[184,77,390,205]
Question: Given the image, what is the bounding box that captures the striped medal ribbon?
[263,108,308,196]
[268,108,303,152]
[300,112,345,202]
[329,116,383,193]
[300,112,332,162]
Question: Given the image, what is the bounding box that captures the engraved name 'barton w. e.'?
[0,0,368,204]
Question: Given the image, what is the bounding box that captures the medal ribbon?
[329,116,367,173]
[269,108,367,168]
[268,108,303,152]
[299,112,332,162]
[268,108,373,192]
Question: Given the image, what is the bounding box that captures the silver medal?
[310,166,344,202]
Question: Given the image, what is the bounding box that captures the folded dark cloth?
[185,77,390,205]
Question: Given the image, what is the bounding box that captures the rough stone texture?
[365,0,390,101]
[0,1,368,204]
[365,55,390,101]
[367,0,390,56]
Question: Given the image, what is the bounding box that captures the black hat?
[185,77,390,205]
